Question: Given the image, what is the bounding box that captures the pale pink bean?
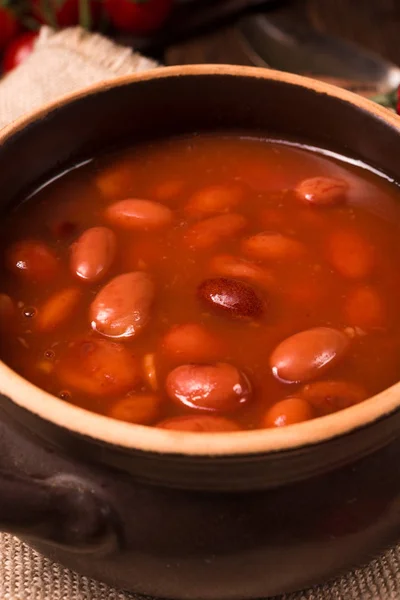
[295,176,348,206]
[270,327,350,383]
[71,227,116,282]
[242,232,305,261]
[90,272,154,339]
[105,199,173,231]
[166,363,251,412]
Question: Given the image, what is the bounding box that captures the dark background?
[157,0,400,73]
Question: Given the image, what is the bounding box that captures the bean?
[95,159,134,199]
[270,327,350,383]
[37,287,81,332]
[263,398,314,428]
[242,232,305,261]
[71,226,116,282]
[327,228,375,279]
[344,285,386,329]
[109,394,162,424]
[57,338,140,396]
[301,380,367,415]
[105,199,173,231]
[295,176,348,206]
[198,277,264,319]
[152,180,185,202]
[7,240,58,283]
[184,213,246,250]
[166,363,251,412]
[161,323,226,363]
[158,415,240,432]
[209,254,275,290]
[90,272,154,339]
[185,183,244,218]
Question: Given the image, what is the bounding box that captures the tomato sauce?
[1,135,400,432]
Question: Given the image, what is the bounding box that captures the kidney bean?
[242,232,305,261]
[295,176,348,206]
[158,415,240,432]
[57,338,140,396]
[344,285,386,329]
[166,362,251,412]
[37,287,81,332]
[185,183,244,218]
[152,180,185,202]
[270,327,350,383]
[95,159,134,199]
[105,199,173,231]
[184,213,247,250]
[71,226,116,283]
[161,323,226,363]
[263,397,314,428]
[90,272,154,339]
[109,393,162,424]
[209,254,275,290]
[198,277,264,319]
[301,380,367,415]
[327,228,375,279]
[0,293,14,328]
[7,240,58,283]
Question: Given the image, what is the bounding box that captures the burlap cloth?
[0,25,399,600]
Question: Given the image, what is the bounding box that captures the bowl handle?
[0,467,122,553]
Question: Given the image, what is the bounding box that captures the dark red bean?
[198,277,264,319]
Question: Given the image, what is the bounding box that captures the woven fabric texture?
[0,24,397,600]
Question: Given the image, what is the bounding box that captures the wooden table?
[165,0,400,86]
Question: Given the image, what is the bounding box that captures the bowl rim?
[1,63,400,457]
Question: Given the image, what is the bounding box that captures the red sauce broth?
[1,134,400,432]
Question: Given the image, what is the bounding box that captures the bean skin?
[295,176,348,206]
[90,272,154,339]
[264,398,314,428]
[105,199,173,231]
[301,380,367,415]
[71,226,116,282]
[242,232,305,261]
[209,254,275,290]
[184,213,247,250]
[161,323,226,363]
[185,183,244,218]
[166,363,251,412]
[158,415,240,432]
[198,277,264,319]
[327,228,375,279]
[344,285,386,329]
[270,327,350,384]
[57,338,140,396]
[109,394,162,424]
[37,287,81,332]
[7,240,58,283]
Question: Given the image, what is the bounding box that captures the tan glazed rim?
[1,64,400,457]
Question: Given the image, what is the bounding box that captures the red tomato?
[3,32,38,73]
[32,0,102,28]
[104,0,173,35]
[0,6,19,50]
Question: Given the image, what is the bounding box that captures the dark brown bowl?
[1,65,400,599]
